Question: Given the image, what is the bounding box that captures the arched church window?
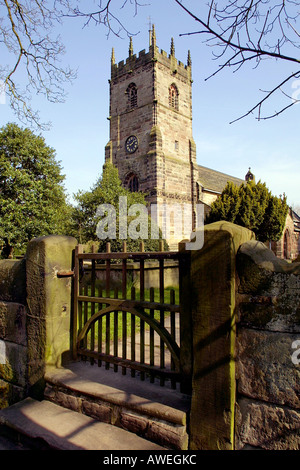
[169,84,179,110]
[126,173,139,192]
[126,83,137,109]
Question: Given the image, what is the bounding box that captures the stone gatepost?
[189,221,254,450]
[26,235,77,398]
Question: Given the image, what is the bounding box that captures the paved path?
[95,313,180,370]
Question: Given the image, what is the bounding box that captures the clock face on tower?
[125,135,138,154]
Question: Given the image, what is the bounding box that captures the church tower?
[105,26,198,245]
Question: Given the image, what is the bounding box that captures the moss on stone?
[0,259,26,303]
[26,235,77,391]
[189,221,254,450]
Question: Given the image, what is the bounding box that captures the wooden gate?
[72,242,192,393]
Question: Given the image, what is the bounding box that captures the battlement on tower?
[111,29,192,81]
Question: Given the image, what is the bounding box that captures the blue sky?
[1,0,300,208]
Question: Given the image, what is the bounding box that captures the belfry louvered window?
[169,84,179,110]
[127,83,137,109]
[126,173,139,192]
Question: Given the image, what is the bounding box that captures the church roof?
[197,165,244,193]
[291,209,300,233]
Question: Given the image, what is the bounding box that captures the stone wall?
[0,236,77,409]
[188,221,299,450]
[0,259,28,408]
[82,260,179,291]
[235,240,300,450]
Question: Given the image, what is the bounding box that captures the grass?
[78,284,180,346]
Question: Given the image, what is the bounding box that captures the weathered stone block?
[237,240,300,296]
[236,398,300,450]
[0,378,24,409]
[120,407,187,450]
[44,385,82,413]
[82,399,112,424]
[0,341,27,387]
[0,302,27,346]
[119,410,148,435]
[237,328,300,409]
[0,259,26,303]
[238,297,300,333]
[145,419,188,450]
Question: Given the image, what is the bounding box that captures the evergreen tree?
[0,123,71,257]
[205,180,288,242]
[71,162,167,252]
[259,192,288,242]
[205,181,241,224]
[236,181,270,232]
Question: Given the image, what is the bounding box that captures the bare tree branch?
[0,0,144,129]
[174,0,300,121]
[229,70,300,123]
[62,0,145,38]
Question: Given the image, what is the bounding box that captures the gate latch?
[57,270,74,278]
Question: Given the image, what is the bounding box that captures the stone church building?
[105,26,299,258]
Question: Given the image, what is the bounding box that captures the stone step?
[0,397,165,450]
[44,361,191,450]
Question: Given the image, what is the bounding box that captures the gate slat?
[114,288,119,373]
[98,287,102,367]
[149,287,155,383]
[122,310,127,375]
[105,243,111,370]
[106,242,111,297]
[159,258,165,386]
[170,288,176,389]
[83,284,88,361]
[122,241,127,299]
[131,287,136,378]
[139,244,145,381]
[105,313,110,370]
[90,245,96,365]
